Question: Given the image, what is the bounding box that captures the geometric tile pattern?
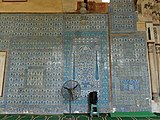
[110,13,137,33]
[110,0,151,112]
[5,37,64,114]
[110,0,137,33]
[110,0,135,13]
[111,33,151,112]
[0,14,63,36]
[0,0,151,113]
[0,14,109,114]
[63,14,110,113]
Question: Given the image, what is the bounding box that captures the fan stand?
[69,95,72,114]
[68,88,73,115]
[64,101,74,120]
[61,80,81,120]
[65,91,74,120]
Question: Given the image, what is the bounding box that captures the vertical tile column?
[156,45,160,96]
[148,43,159,101]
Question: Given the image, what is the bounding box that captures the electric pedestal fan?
[61,80,81,114]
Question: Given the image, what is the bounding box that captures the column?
[148,43,159,101]
[156,45,160,96]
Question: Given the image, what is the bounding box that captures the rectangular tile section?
[110,13,137,33]
[110,0,135,13]
[110,0,137,33]
[63,14,110,113]
[111,33,151,112]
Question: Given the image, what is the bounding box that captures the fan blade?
[73,84,79,90]
[61,80,81,101]
[64,87,70,91]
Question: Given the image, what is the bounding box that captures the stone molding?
[148,43,155,53]
[156,45,160,54]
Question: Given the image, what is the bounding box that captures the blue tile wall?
[0,14,110,114]
[0,0,151,113]
[110,13,137,33]
[111,33,151,112]
[110,0,137,33]
[110,0,135,13]
[109,0,151,112]
[63,14,110,113]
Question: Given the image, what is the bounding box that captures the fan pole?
[69,99,71,114]
[61,80,81,117]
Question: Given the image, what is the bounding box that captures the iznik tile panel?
[111,33,151,112]
[5,37,64,114]
[110,13,137,33]
[110,0,137,33]
[110,0,135,13]
[63,14,110,113]
[0,0,151,113]
[0,14,110,114]
[109,0,151,112]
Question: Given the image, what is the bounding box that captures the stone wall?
[136,0,160,101]
[137,0,160,24]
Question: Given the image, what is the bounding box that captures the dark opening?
[88,91,98,113]
[84,0,88,10]
[84,0,88,4]
[88,91,98,105]
[148,27,151,40]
